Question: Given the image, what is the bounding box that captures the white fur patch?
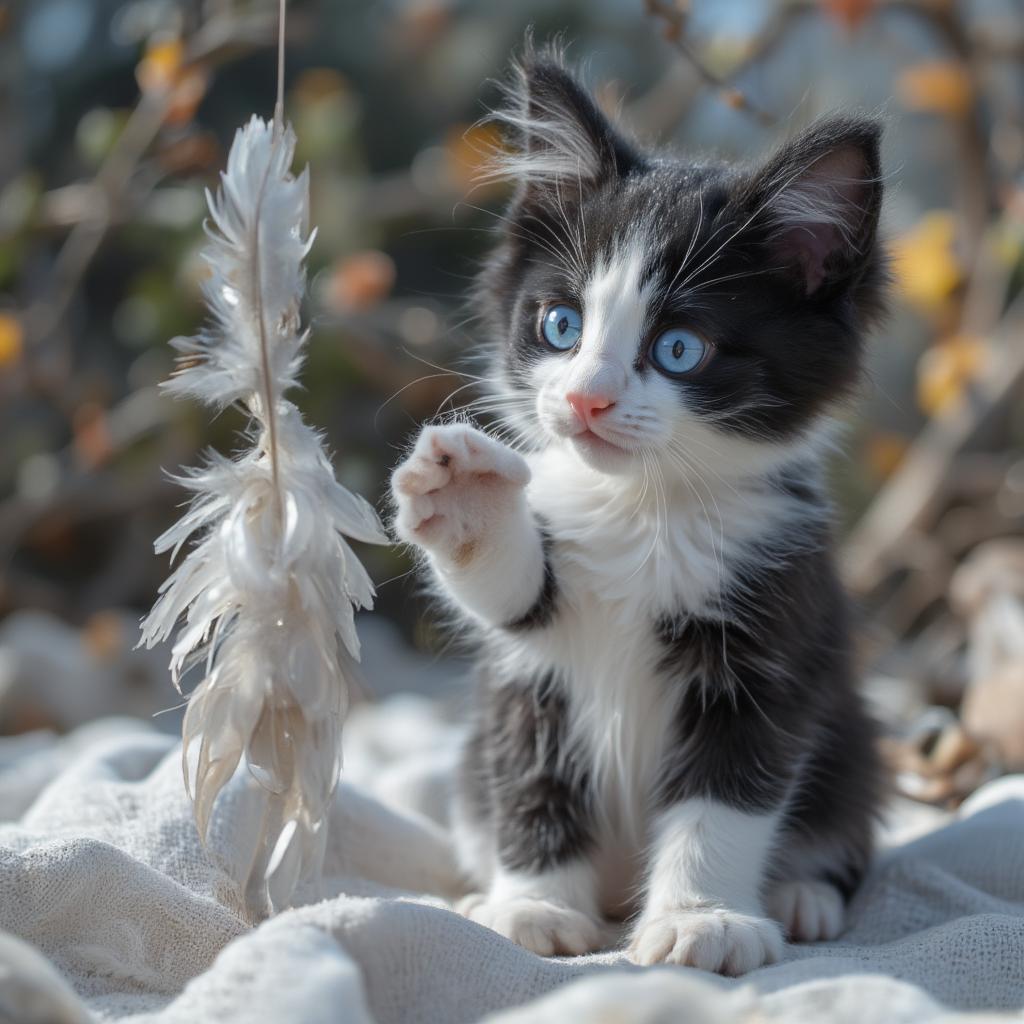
[628,800,784,972]
[642,800,780,915]
[534,231,658,455]
[573,235,655,386]
[482,59,609,189]
[459,862,604,957]
[484,110,602,186]
[489,861,600,915]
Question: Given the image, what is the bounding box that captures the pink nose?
[566,391,615,425]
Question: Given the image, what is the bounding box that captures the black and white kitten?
[391,53,887,975]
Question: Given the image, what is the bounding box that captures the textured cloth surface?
[1,697,1023,1024]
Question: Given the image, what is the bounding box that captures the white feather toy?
[140,110,387,916]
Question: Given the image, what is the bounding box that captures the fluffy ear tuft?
[484,43,640,196]
[748,116,884,296]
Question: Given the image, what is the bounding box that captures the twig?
[25,89,172,368]
[0,387,181,564]
[842,295,1024,596]
[643,0,777,125]
[21,8,281,404]
[880,0,993,265]
[629,1,814,137]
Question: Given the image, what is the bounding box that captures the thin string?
[274,0,286,131]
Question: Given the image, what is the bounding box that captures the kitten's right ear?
[488,48,640,199]
[743,116,885,297]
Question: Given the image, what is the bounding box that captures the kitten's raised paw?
[391,424,530,564]
[766,879,844,942]
[458,893,602,957]
[628,908,783,975]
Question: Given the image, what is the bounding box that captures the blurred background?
[1,0,1023,808]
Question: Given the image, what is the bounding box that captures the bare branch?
[643,0,778,125]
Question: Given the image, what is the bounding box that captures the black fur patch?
[460,672,595,873]
[655,532,886,889]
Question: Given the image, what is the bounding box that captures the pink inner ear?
[775,146,870,295]
[776,223,840,295]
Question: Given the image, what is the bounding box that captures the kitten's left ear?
[492,50,640,197]
[746,116,884,296]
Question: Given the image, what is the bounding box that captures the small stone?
[962,663,1024,770]
[928,721,979,775]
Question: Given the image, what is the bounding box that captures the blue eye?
[650,328,707,376]
[541,304,582,351]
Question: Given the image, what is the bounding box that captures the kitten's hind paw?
[766,879,845,942]
[628,907,783,975]
[458,893,603,957]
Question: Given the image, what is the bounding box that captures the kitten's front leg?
[454,678,604,957]
[391,424,550,628]
[629,801,784,975]
[458,863,603,957]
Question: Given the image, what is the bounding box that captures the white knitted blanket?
[1,697,1022,1023]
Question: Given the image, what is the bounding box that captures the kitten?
[390,50,887,975]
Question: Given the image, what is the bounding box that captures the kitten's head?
[477,50,886,478]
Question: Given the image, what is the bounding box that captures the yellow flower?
[136,35,184,94]
[917,335,987,417]
[0,313,23,369]
[897,61,973,118]
[891,212,962,315]
[865,432,908,480]
[445,122,506,192]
